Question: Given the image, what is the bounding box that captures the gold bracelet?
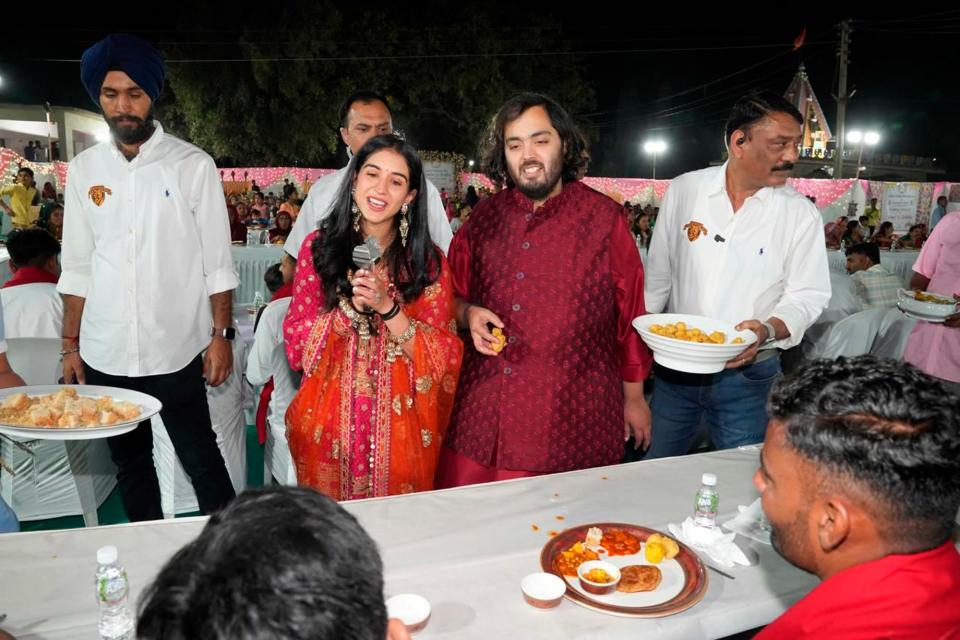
[386,321,417,363]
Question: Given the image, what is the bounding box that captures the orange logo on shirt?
[88,185,113,207]
[683,221,708,242]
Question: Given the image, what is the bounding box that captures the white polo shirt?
[644,163,830,349]
[58,122,240,377]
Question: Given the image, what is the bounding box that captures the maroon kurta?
[444,181,652,474]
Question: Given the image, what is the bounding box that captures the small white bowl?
[633,314,757,374]
[386,594,431,634]
[576,560,621,595]
[897,289,958,319]
[521,572,566,608]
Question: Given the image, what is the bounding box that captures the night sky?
[2,7,957,179]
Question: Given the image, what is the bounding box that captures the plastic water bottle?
[694,473,719,529]
[253,290,265,309]
[95,545,134,640]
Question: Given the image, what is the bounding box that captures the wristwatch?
[211,327,236,341]
[761,321,777,345]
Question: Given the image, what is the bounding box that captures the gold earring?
[399,203,409,246]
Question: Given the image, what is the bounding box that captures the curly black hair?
[768,356,960,549]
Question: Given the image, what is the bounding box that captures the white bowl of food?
[576,560,622,595]
[633,314,757,374]
[897,289,958,319]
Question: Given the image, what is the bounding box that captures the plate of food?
[0,385,161,440]
[633,314,757,374]
[540,522,708,617]
[897,289,958,320]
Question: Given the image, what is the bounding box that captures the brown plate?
[540,522,708,618]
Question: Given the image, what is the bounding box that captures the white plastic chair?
[821,309,889,359]
[871,308,919,360]
[0,338,116,526]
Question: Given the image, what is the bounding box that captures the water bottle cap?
[97,545,118,565]
[701,473,718,486]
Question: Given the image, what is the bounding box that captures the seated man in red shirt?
[754,355,960,639]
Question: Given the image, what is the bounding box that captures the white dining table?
[0,446,821,639]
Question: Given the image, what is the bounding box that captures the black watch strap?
[212,327,236,341]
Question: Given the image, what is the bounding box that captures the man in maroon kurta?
[754,357,960,639]
[436,93,652,487]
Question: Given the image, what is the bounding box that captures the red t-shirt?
[757,542,960,639]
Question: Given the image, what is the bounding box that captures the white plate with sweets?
[0,385,161,441]
[633,314,757,374]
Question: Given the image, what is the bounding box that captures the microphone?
[714,234,725,243]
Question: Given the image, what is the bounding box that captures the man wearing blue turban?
[58,34,240,521]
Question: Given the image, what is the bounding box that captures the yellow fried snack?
[647,533,680,559]
[644,541,666,564]
[650,322,732,344]
[490,327,507,353]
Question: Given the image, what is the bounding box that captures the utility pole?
[833,19,852,179]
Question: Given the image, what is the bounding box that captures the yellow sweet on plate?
[644,541,666,564]
[647,533,680,559]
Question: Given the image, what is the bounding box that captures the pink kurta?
[903,212,960,383]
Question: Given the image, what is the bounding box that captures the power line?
[25,41,835,64]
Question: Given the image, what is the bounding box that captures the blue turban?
[80,34,166,106]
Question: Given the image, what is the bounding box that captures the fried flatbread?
[617,565,662,593]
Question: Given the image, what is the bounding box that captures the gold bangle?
[386,321,417,363]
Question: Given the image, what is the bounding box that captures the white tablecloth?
[0,447,820,639]
[0,245,284,304]
[232,244,286,305]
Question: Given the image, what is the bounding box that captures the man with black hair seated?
[754,356,960,639]
[843,242,901,310]
[138,486,410,639]
[1,228,63,338]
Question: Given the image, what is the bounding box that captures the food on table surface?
[0,388,141,428]
[602,529,641,556]
[555,541,600,576]
[617,565,662,593]
[646,533,680,560]
[649,322,738,345]
[912,291,955,304]
[583,568,615,584]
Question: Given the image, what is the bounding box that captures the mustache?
[772,163,795,172]
[109,115,146,126]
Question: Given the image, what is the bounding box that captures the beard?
[510,158,563,201]
[769,509,815,574]
[106,111,156,145]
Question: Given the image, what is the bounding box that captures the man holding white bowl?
[643,90,830,458]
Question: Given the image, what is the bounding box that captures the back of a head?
[768,356,960,550]
[263,263,284,293]
[844,242,879,266]
[723,89,803,148]
[7,228,60,268]
[137,486,387,640]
